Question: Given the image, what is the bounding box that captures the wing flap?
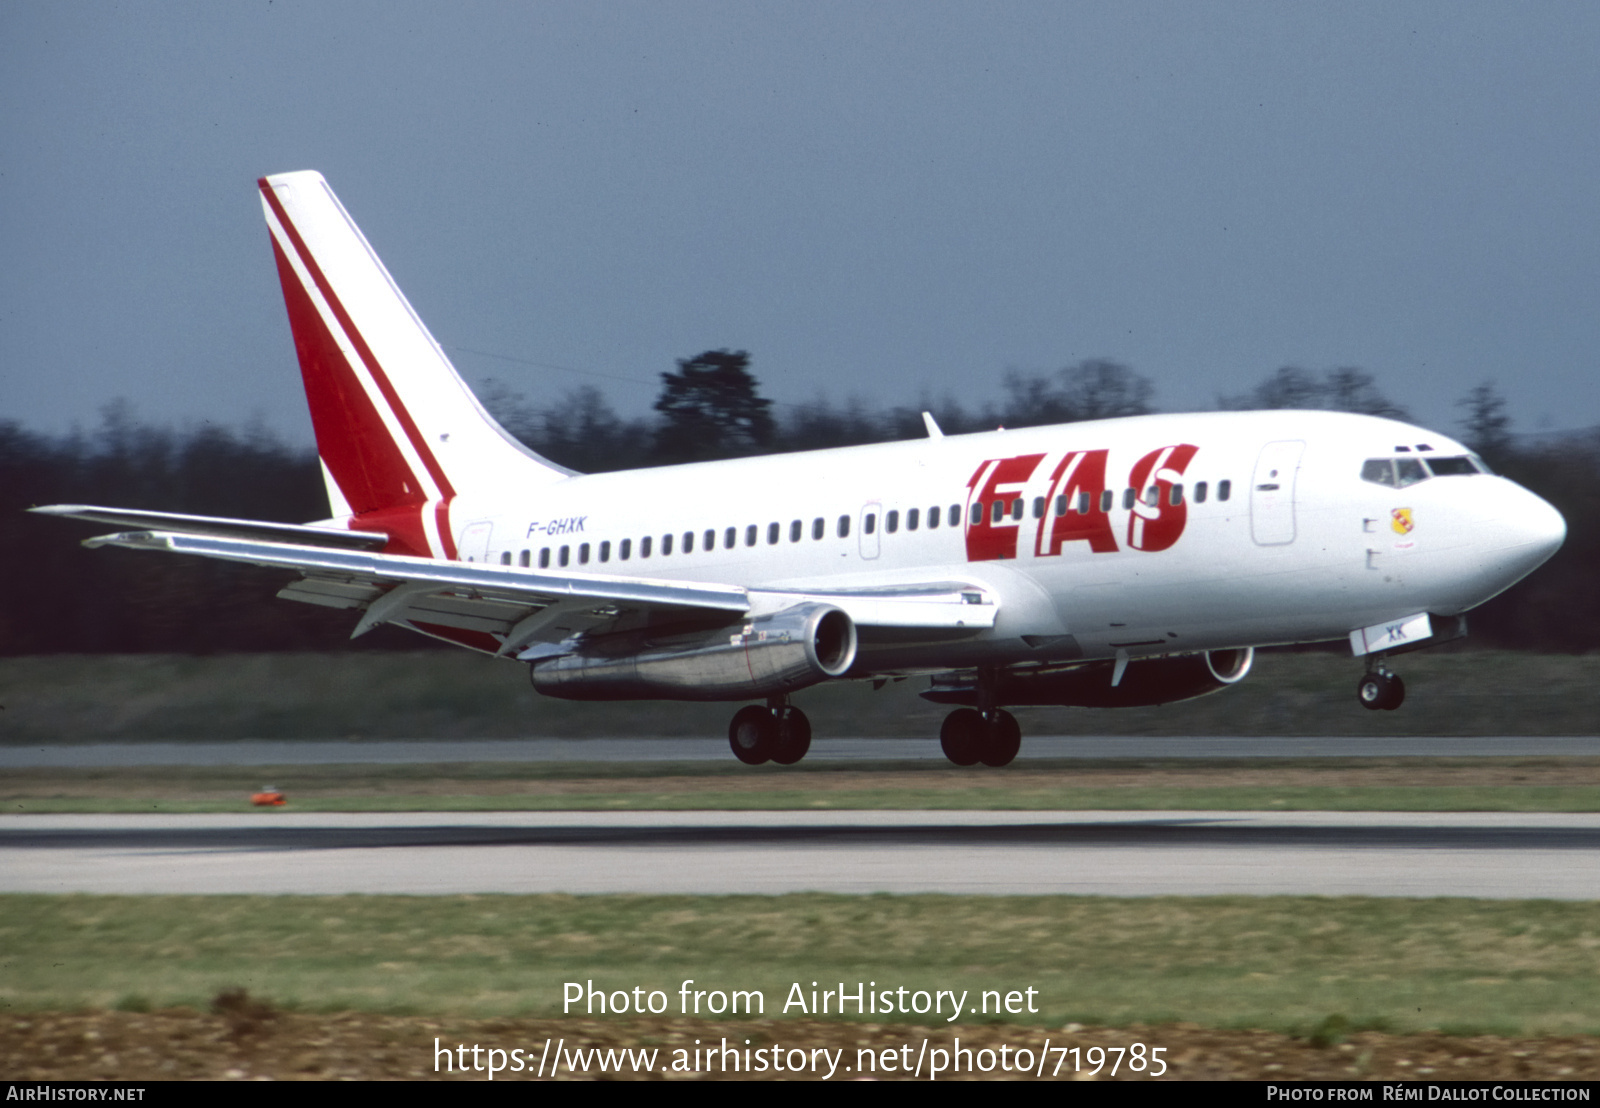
[751,582,998,630]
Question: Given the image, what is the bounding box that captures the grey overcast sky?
[3,1,1597,446]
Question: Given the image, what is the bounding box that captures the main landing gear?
[728,697,812,765]
[1356,663,1406,711]
[939,708,1022,767]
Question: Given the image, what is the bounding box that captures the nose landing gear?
[1357,665,1406,711]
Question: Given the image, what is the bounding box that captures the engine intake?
[532,603,857,701]
[924,648,1254,709]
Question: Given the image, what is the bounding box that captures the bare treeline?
[4,363,1594,653]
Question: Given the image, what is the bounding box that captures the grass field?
[3,893,1598,1038]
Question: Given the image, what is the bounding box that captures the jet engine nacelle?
[925,648,1254,709]
[531,603,858,701]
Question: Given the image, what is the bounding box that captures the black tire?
[940,708,983,766]
[1357,673,1400,712]
[771,707,813,765]
[729,705,776,765]
[1380,674,1406,711]
[979,709,1022,767]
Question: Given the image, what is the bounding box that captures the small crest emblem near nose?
[1391,507,1414,535]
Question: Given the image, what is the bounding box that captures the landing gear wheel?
[940,708,983,766]
[771,707,813,765]
[1380,674,1405,711]
[979,709,1022,767]
[1357,672,1405,711]
[729,705,776,764]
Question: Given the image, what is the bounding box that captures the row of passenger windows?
[495,480,1233,568]
[506,514,865,568]
[965,480,1232,526]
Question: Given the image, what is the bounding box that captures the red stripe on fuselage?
[259,179,458,558]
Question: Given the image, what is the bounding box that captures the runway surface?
[5,810,1599,899]
[5,735,1600,766]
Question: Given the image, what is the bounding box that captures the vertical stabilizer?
[259,171,570,557]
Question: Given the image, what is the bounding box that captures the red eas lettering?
[1037,449,1119,555]
[964,454,1045,561]
[1125,443,1198,552]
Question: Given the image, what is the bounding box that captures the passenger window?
[1055,494,1068,517]
[812,517,825,540]
[1169,484,1183,506]
[705,529,715,550]
[682,531,693,554]
[864,513,877,535]
[1123,488,1136,510]
[991,501,1004,524]
[927,506,939,530]
[1194,481,1208,504]
[620,538,631,561]
[1396,458,1429,487]
[1011,499,1024,521]
[1032,496,1045,519]
[662,533,673,556]
[640,536,652,558]
[948,505,960,528]
[1145,486,1159,507]
[725,526,737,549]
[907,508,919,531]
[1361,459,1398,487]
[539,547,551,568]
[500,551,511,565]
[767,522,780,544]
[886,510,898,533]
[1218,480,1231,501]
[838,514,851,538]
[970,503,983,526]
[1100,490,1113,512]
[600,541,610,563]
[559,545,570,567]
[790,520,802,542]
[579,543,590,564]
[518,550,530,568]
[1077,492,1091,515]
[746,524,758,546]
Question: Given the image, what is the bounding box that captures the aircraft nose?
[1493,483,1566,581]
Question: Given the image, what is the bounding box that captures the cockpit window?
[1424,455,1481,477]
[1395,458,1428,487]
[1360,459,1397,487]
[1361,457,1432,488]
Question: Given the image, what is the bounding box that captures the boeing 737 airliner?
[34,172,1567,766]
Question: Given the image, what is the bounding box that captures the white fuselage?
[443,408,1564,675]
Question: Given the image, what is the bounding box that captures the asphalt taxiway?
[4,810,1598,899]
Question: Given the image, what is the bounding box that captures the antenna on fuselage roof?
[922,412,944,439]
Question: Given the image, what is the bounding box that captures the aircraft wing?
[30,504,389,550]
[47,512,997,656]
